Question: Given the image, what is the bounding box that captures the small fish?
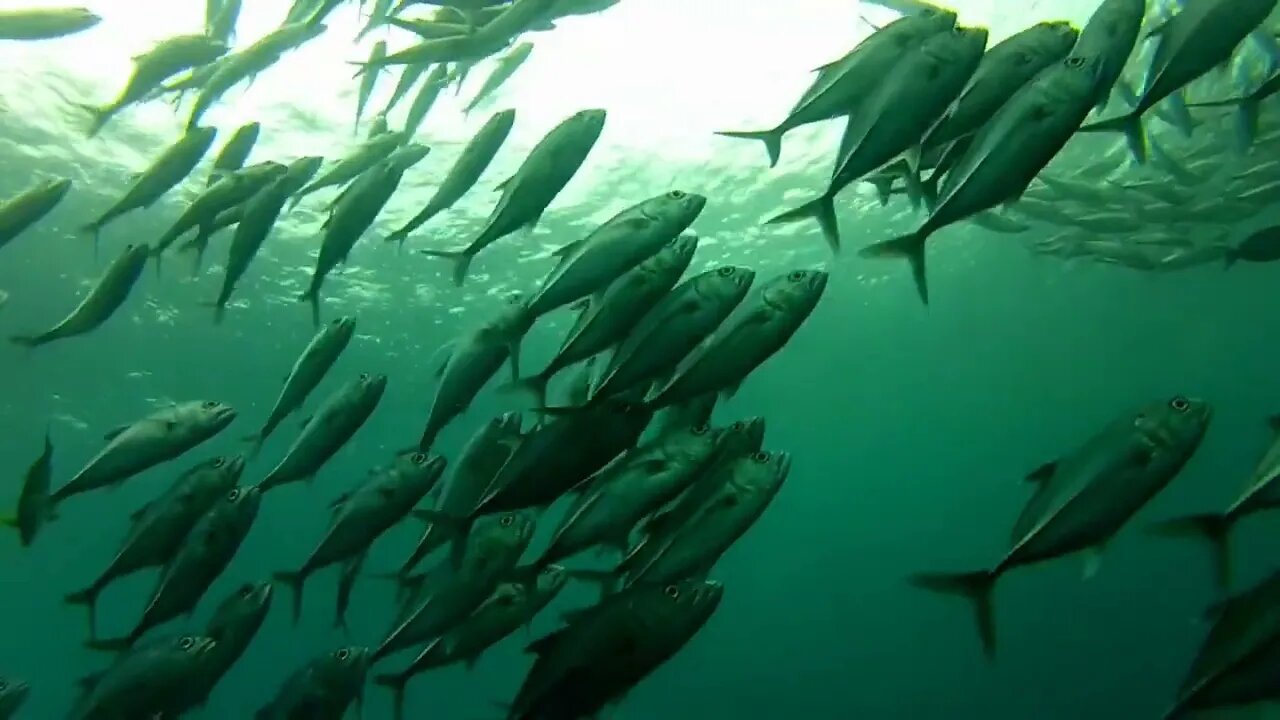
[356,0,395,39]
[0,7,100,40]
[68,635,220,720]
[403,64,452,139]
[646,269,827,410]
[257,373,388,492]
[387,109,516,247]
[65,455,245,638]
[380,63,432,117]
[507,580,723,720]
[246,316,356,454]
[86,486,261,651]
[291,130,405,206]
[375,566,567,720]
[912,396,1211,659]
[187,22,326,128]
[463,42,534,115]
[78,34,228,136]
[208,121,262,185]
[81,128,218,248]
[208,178,293,322]
[208,0,242,44]
[419,108,606,285]
[10,244,148,348]
[257,646,370,720]
[188,580,273,706]
[0,177,71,253]
[274,451,447,623]
[355,41,387,132]
[0,431,54,549]
[51,400,237,507]
[416,296,533,450]
[401,412,522,574]
[151,161,288,263]
[1190,71,1280,151]
[1224,225,1280,267]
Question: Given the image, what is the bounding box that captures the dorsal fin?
[525,626,570,657]
[1025,461,1057,483]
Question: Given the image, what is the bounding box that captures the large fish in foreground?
[419,108,606,285]
[257,372,387,492]
[68,635,220,720]
[911,396,1211,659]
[51,399,236,509]
[506,579,723,720]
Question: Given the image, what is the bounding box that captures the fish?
[334,551,366,630]
[10,243,149,349]
[403,63,452,139]
[0,177,71,253]
[1080,0,1279,161]
[1151,413,1280,588]
[538,422,727,567]
[300,146,430,325]
[911,396,1212,659]
[208,0,242,44]
[650,393,718,439]
[65,455,245,638]
[258,373,388,492]
[919,21,1080,153]
[0,431,54,547]
[279,155,325,197]
[77,34,228,136]
[207,177,294,322]
[355,41,387,132]
[49,400,236,508]
[1162,571,1280,718]
[859,52,1104,304]
[764,26,989,253]
[0,7,100,40]
[291,130,405,206]
[1068,0,1145,112]
[463,41,534,114]
[372,510,537,663]
[506,234,699,407]
[419,108,606,285]
[274,451,447,622]
[1224,225,1280,267]
[587,265,755,403]
[0,677,30,719]
[187,22,327,128]
[256,647,370,720]
[380,62,432,117]
[208,121,262,186]
[716,8,959,167]
[246,316,356,454]
[401,412,523,574]
[68,635,220,720]
[150,162,288,263]
[506,580,723,720]
[356,0,395,39]
[80,127,218,248]
[374,566,568,720]
[386,108,516,247]
[645,269,828,411]
[87,486,261,651]
[467,396,652,517]
[188,580,273,706]
[416,295,534,450]
[1190,71,1280,150]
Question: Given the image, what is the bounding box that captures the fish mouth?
[807,270,831,293]
[694,580,725,605]
[215,406,238,424]
[774,451,793,479]
[251,581,273,605]
[194,637,218,654]
[225,455,247,477]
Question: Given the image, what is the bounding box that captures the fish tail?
[858,228,934,305]
[385,229,408,249]
[919,171,941,214]
[298,287,321,327]
[78,222,103,260]
[373,672,410,720]
[714,128,783,168]
[73,102,109,137]
[1235,96,1261,152]
[764,193,840,254]
[417,248,474,287]
[867,175,894,207]
[64,584,102,639]
[272,570,308,625]
[8,334,42,348]
[497,371,551,409]
[1080,112,1147,164]
[1149,513,1237,589]
[1223,249,1239,270]
[910,570,999,660]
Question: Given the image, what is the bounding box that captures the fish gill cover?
[1,0,1280,717]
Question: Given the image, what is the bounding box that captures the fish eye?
[336,648,350,661]
[787,270,806,282]
[663,585,680,599]
[238,584,254,598]
[213,457,226,468]
[226,488,241,502]
[202,401,219,409]
[179,636,195,650]
[667,190,685,199]
[751,451,770,463]
[359,373,370,381]
[0,680,7,691]
[500,514,514,527]
[730,421,745,431]
[411,452,427,464]
[1065,56,1085,68]
[716,267,735,277]
[692,423,709,435]
[1170,396,1190,412]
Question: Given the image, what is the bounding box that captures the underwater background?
[2,0,1280,717]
